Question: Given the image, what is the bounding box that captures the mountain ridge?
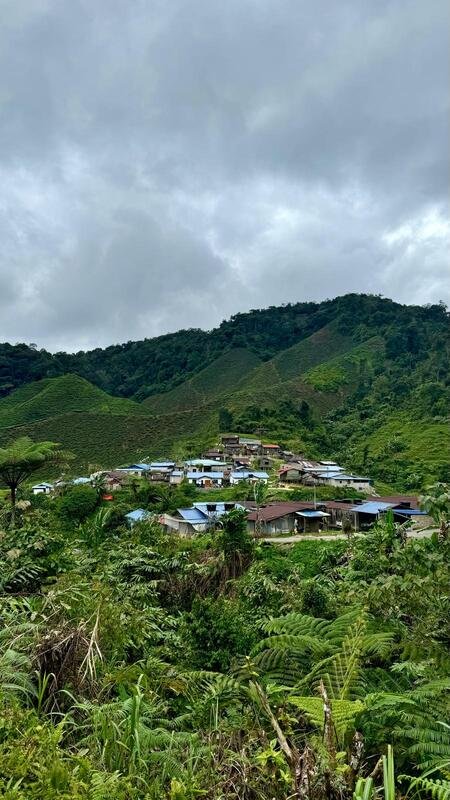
[0,294,448,488]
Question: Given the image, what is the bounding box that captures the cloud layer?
[1,0,448,351]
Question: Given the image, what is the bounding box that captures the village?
[32,434,428,537]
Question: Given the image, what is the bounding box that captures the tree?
[218,407,233,432]
[218,507,254,579]
[0,437,67,526]
[252,480,269,538]
[420,482,450,541]
[58,485,98,523]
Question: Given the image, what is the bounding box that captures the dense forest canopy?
[1,294,448,398]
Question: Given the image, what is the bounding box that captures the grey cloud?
[0,0,448,351]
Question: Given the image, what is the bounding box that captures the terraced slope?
[0,374,145,428]
[144,348,262,414]
[238,324,354,391]
[0,405,216,470]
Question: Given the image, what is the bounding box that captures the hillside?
[0,294,448,485]
[144,348,262,414]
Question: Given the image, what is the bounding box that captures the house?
[163,502,244,535]
[311,472,372,492]
[243,501,315,535]
[255,456,273,470]
[239,438,261,454]
[186,471,225,487]
[261,443,282,457]
[202,449,225,461]
[229,470,268,485]
[185,458,228,473]
[221,435,241,454]
[71,477,91,486]
[32,482,53,495]
[101,471,128,490]
[169,470,185,485]
[233,456,252,468]
[278,465,304,483]
[295,509,331,533]
[349,500,426,530]
[125,508,152,527]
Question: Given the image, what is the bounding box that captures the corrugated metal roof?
[177,507,208,522]
[186,472,224,480]
[185,459,227,467]
[297,510,330,518]
[231,471,268,479]
[350,501,395,514]
[392,508,426,515]
[125,508,151,521]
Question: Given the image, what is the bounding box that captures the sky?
[1,0,449,352]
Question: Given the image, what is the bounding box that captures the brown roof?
[244,501,314,522]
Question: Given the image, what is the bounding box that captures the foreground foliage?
[0,490,449,798]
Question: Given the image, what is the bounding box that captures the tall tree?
[0,437,68,525]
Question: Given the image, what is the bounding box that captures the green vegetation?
[0,455,449,799]
[0,294,448,490]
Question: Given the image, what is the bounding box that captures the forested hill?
[0,294,448,399]
[0,293,448,489]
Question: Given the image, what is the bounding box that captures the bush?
[58,486,98,523]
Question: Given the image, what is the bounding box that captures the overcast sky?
[1,0,449,352]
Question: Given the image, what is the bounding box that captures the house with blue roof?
[350,499,426,529]
[163,502,245,534]
[125,508,152,527]
[186,471,225,487]
[32,482,54,495]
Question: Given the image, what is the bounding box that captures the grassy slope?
[0,405,217,470]
[143,348,262,414]
[0,374,144,428]
[237,323,353,391]
[363,413,450,477]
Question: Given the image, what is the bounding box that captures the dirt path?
[262,529,437,544]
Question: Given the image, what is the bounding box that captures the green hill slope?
[0,374,144,428]
[0,296,447,488]
[144,348,262,414]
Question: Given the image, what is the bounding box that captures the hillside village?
[31,433,429,537]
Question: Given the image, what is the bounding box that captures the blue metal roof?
[185,459,227,467]
[128,463,151,470]
[392,508,426,515]
[72,477,91,485]
[177,507,208,522]
[186,471,224,480]
[297,510,330,518]
[125,508,151,522]
[231,471,268,479]
[150,461,175,468]
[33,481,53,488]
[171,470,184,476]
[350,501,394,514]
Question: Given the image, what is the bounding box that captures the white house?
[32,482,53,495]
[229,471,269,485]
[186,471,225,487]
[315,472,372,492]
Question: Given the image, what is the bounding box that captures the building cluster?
[162,496,426,536]
[29,433,427,536]
[278,458,372,492]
